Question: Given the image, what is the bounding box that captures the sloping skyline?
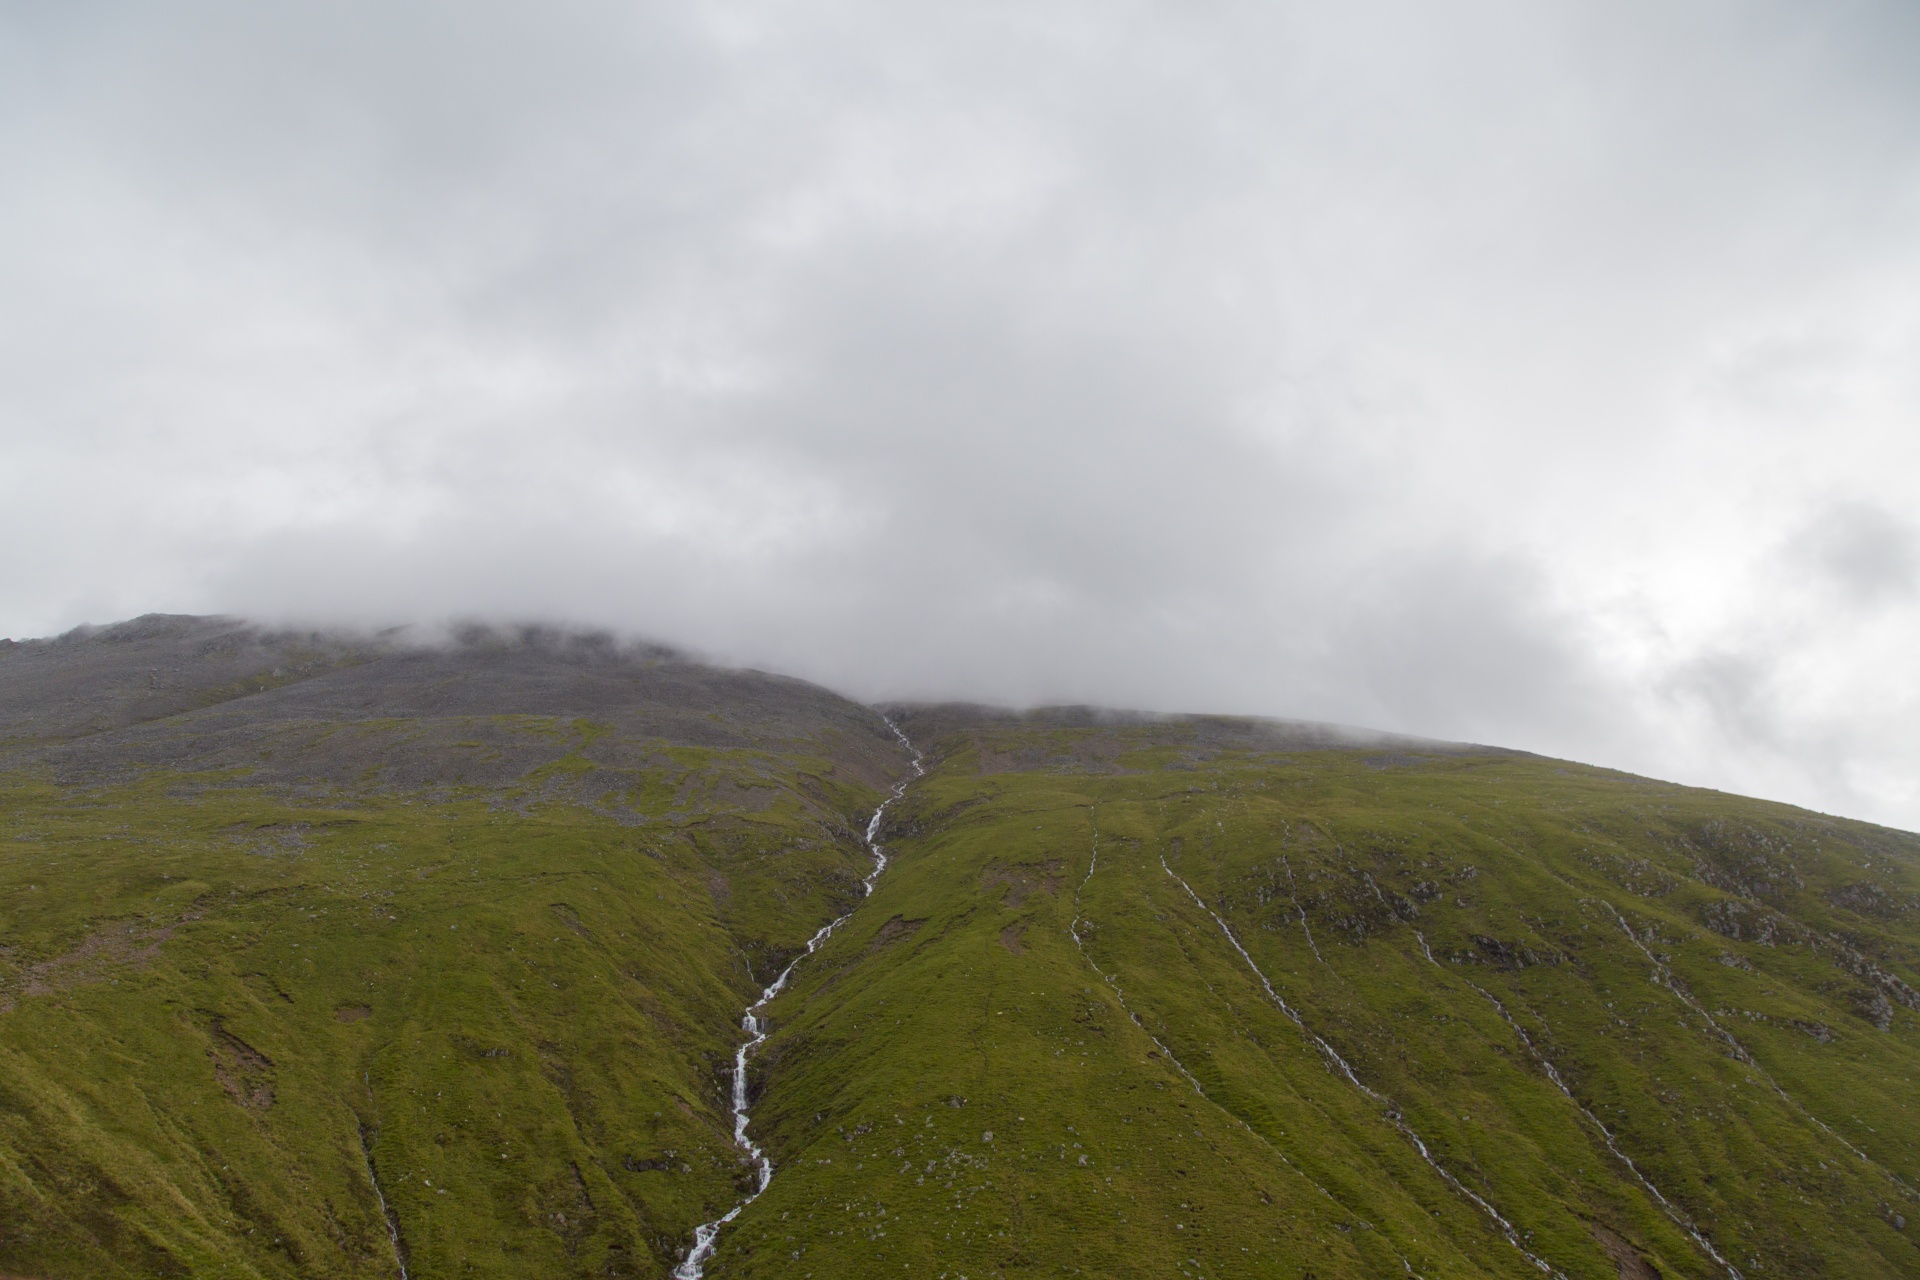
[3,0,1918,827]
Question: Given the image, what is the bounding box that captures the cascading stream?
[1412,931,1742,1279]
[1279,853,1328,966]
[1067,807,1208,1098]
[360,1072,409,1280]
[1157,853,1570,1280]
[673,716,924,1280]
[1595,898,1916,1203]
[1070,807,1430,1279]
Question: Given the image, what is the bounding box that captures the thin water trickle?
[1413,931,1741,1279]
[361,1072,408,1280]
[674,716,923,1279]
[1157,854,1569,1279]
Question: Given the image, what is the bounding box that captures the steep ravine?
[674,716,925,1277]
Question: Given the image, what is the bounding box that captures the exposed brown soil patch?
[207,1019,276,1111]
[867,915,926,952]
[982,860,1064,908]
[999,921,1028,955]
[550,902,594,940]
[1,918,183,1011]
[1591,1223,1662,1279]
[334,1005,371,1023]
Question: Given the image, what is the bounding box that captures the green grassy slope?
[705,714,1920,1279]
[3,626,1917,1279]
[0,626,908,1279]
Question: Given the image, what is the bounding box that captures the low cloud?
[3,0,1919,828]
[1785,500,1919,608]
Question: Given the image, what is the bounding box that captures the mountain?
[0,616,1915,1278]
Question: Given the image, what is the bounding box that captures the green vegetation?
[0,723,891,1278]
[712,717,1920,1279]
[0,625,1915,1277]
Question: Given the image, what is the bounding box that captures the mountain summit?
[0,617,1914,1277]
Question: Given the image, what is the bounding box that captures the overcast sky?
[4,1,1919,828]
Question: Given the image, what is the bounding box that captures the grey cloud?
[1320,555,1618,753]
[4,0,1920,828]
[1661,649,1783,759]
[1785,500,1919,607]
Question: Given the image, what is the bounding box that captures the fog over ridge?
[3,0,1919,828]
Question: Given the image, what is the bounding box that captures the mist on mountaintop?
[3,1,1919,827]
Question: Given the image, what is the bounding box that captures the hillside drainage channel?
[675,716,923,1279]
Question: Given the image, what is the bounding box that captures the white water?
[367,1153,408,1280]
[1070,809,1430,1279]
[673,716,923,1279]
[361,1072,409,1280]
[1157,853,1569,1280]
[1066,810,1208,1098]
[1413,931,1742,1279]
[1279,853,1327,966]
[1597,898,1915,1204]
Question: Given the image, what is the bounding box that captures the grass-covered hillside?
[1,621,1916,1278]
[716,708,1920,1279]
[0,617,908,1278]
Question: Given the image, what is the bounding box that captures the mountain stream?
[674,716,924,1279]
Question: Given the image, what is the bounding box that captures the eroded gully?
[674,716,924,1279]
[1153,849,1570,1279]
[1409,931,1741,1279]
[1069,807,1431,1278]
